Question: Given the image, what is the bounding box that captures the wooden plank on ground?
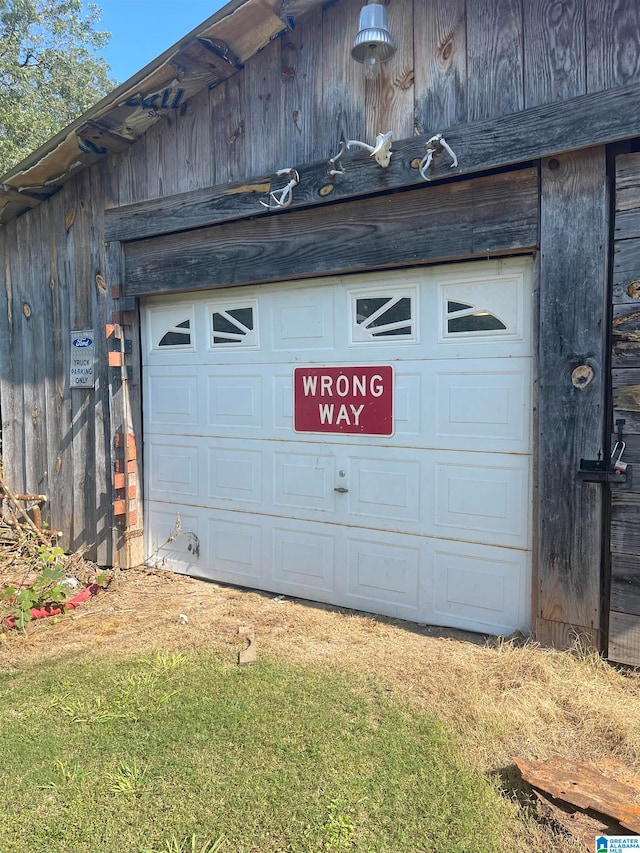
[514,756,640,834]
[123,167,538,296]
[534,789,626,852]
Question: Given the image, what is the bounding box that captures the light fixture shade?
[351,4,396,65]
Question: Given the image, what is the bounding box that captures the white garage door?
[142,258,533,635]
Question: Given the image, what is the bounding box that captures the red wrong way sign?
[293,366,394,436]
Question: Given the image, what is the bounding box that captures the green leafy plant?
[0,545,68,630]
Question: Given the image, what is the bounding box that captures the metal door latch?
[578,419,632,487]
[334,486,349,493]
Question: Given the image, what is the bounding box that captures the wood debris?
[238,625,256,665]
[514,755,640,850]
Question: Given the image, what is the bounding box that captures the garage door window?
[446,301,507,334]
[441,277,523,340]
[351,290,416,342]
[209,302,258,348]
[148,304,195,350]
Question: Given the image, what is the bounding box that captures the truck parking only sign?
[293,366,394,436]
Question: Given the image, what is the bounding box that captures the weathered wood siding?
[536,148,609,651]
[0,0,638,582]
[609,150,640,666]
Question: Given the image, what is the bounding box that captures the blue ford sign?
[72,336,93,348]
[70,330,95,389]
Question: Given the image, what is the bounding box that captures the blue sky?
[91,1,227,84]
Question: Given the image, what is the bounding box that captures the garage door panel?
[146,370,200,428]
[273,450,336,511]
[270,287,336,351]
[147,506,201,573]
[272,523,336,594]
[392,373,423,436]
[207,514,263,581]
[432,455,529,546]
[207,446,263,504]
[346,456,422,523]
[344,531,426,619]
[432,360,531,452]
[432,540,528,634]
[207,374,264,429]
[148,440,200,499]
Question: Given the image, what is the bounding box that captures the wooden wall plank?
[614,238,640,278]
[89,162,112,566]
[33,201,55,527]
[244,36,284,176]
[46,190,74,546]
[524,0,586,108]
[467,0,524,122]
[69,174,92,554]
[610,554,640,614]
[123,168,538,296]
[537,148,608,646]
[534,617,600,652]
[608,610,640,666]
[146,111,180,201]
[611,496,640,554]
[586,0,640,93]
[413,0,466,133]
[175,86,212,193]
[19,210,48,501]
[215,70,248,184]
[612,303,640,367]
[614,209,640,241]
[364,0,415,142]
[281,8,324,166]
[321,0,366,148]
[105,240,144,569]
[0,219,25,494]
[613,273,640,307]
[115,133,149,206]
[615,151,640,190]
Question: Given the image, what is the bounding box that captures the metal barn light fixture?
[351,3,396,80]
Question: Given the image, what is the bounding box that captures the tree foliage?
[0,0,114,175]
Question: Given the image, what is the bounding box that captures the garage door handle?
[334,486,349,493]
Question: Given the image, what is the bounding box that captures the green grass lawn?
[0,650,516,852]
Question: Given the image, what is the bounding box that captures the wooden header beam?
[123,167,538,296]
[106,80,640,243]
